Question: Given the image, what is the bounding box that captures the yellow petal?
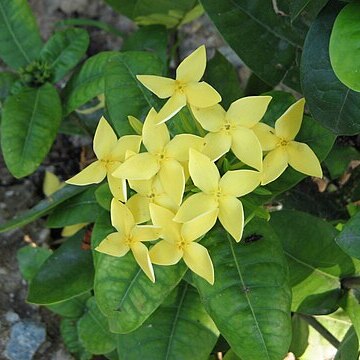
[126,194,150,224]
[261,147,288,185]
[287,141,323,178]
[149,240,183,265]
[93,117,118,160]
[128,179,152,195]
[107,174,127,202]
[189,149,219,193]
[95,232,129,257]
[131,242,155,283]
[190,104,225,132]
[203,131,231,161]
[66,161,106,185]
[43,171,63,196]
[165,134,204,162]
[181,209,218,242]
[111,199,135,234]
[132,225,160,242]
[158,159,185,205]
[231,127,263,171]
[186,82,221,108]
[110,135,142,162]
[155,92,187,124]
[61,223,87,237]
[252,123,278,151]
[154,193,179,214]
[176,45,206,83]
[275,98,305,141]
[226,96,272,128]
[183,242,214,285]
[173,192,218,223]
[112,153,160,180]
[142,108,170,153]
[220,170,261,197]
[136,75,175,98]
[218,196,244,242]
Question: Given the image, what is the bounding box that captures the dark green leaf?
[204,51,242,109]
[336,210,360,259]
[301,3,360,135]
[40,28,89,83]
[77,297,116,354]
[0,0,43,69]
[94,251,186,333]
[244,73,272,97]
[105,51,163,136]
[1,83,62,178]
[0,185,88,233]
[289,314,309,358]
[339,290,360,343]
[95,183,112,211]
[47,293,90,318]
[28,230,94,305]
[270,210,357,314]
[290,0,329,22]
[47,187,101,227]
[194,221,291,360]
[200,0,305,90]
[0,72,18,102]
[335,326,359,360]
[117,283,219,359]
[63,51,118,115]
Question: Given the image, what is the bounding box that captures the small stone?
[4,311,19,324]
[5,320,46,360]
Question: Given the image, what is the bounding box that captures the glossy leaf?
[194,221,291,360]
[289,314,309,358]
[40,28,89,83]
[47,293,90,319]
[47,187,101,227]
[0,72,17,101]
[0,0,43,69]
[117,283,219,359]
[336,212,360,259]
[105,51,163,136]
[301,3,360,135]
[78,297,116,354]
[270,210,357,314]
[290,0,328,22]
[1,83,62,178]
[0,185,87,234]
[94,251,187,333]
[27,230,94,305]
[94,183,112,211]
[63,51,118,115]
[200,0,305,90]
[334,326,359,360]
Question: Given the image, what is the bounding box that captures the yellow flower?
[136,45,221,124]
[253,98,323,185]
[149,203,217,284]
[174,149,261,242]
[95,199,160,282]
[66,117,141,202]
[112,108,204,205]
[191,96,272,170]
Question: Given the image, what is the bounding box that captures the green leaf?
[339,290,360,343]
[336,212,360,260]
[63,51,118,115]
[335,326,359,360]
[40,28,89,83]
[0,0,43,69]
[1,83,62,178]
[105,51,163,136]
[77,297,116,355]
[200,0,305,90]
[193,221,291,360]
[0,185,88,233]
[329,3,360,92]
[270,210,357,314]
[94,251,187,333]
[290,0,328,22]
[47,293,90,318]
[95,183,112,211]
[47,187,101,227]
[0,72,18,102]
[27,230,94,305]
[289,314,309,358]
[204,51,243,109]
[117,283,219,359]
[16,245,52,281]
[301,3,360,135]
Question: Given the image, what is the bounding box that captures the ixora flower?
[253,98,323,185]
[191,96,272,170]
[136,45,221,124]
[96,199,160,282]
[149,203,217,284]
[174,149,261,242]
[112,108,203,205]
[66,117,141,201]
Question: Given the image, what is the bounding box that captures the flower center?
[176,237,188,251]
[148,192,156,201]
[175,80,186,94]
[222,121,235,134]
[125,236,134,246]
[278,138,288,147]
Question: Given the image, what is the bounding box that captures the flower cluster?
[66,45,322,285]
